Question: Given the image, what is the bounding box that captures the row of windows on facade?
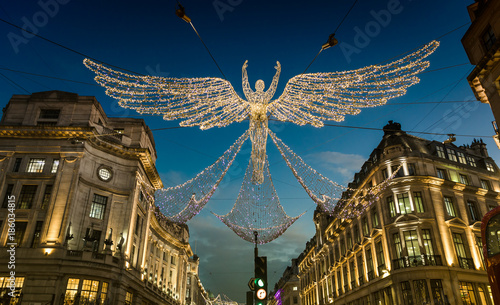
[435,145,495,172]
[10,157,60,174]
[303,279,492,305]
[302,225,484,295]
[381,163,494,190]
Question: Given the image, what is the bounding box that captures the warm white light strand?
[155,131,249,223]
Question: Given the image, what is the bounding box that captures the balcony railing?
[457,257,476,270]
[392,255,442,270]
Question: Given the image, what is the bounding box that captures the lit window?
[101,282,109,304]
[459,174,469,185]
[422,229,435,256]
[0,276,25,301]
[467,156,476,167]
[51,159,60,173]
[293,286,298,291]
[481,179,490,190]
[467,201,481,223]
[397,193,412,215]
[436,168,446,179]
[81,279,99,302]
[457,152,466,164]
[404,230,421,257]
[486,162,495,172]
[460,282,477,304]
[114,128,124,134]
[436,146,446,158]
[413,192,424,213]
[446,148,457,162]
[98,167,112,181]
[387,196,396,217]
[125,291,133,305]
[89,194,107,219]
[26,158,45,173]
[444,196,456,217]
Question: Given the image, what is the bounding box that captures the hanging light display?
[84,40,439,243]
[213,155,304,244]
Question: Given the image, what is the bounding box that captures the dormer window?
[37,109,60,126]
[482,26,496,52]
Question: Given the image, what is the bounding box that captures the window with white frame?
[436,146,446,158]
[457,152,467,164]
[446,148,457,162]
[89,194,107,219]
[397,193,412,215]
[486,162,495,172]
[51,159,60,173]
[26,158,45,173]
[444,196,456,217]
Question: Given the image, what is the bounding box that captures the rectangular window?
[51,159,60,173]
[486,162,495,172]
[407,163,416,176]
[430,280,445,305]
[459,282,477,305]
[404,230,421,257]
[13,222,27,245]
[2,184,14,208]
[89,194,107,219]
[347,232,352,250]
[436,146,446,158]
[459,174,469,185]
[467,201,481,223]
[413,192,424,213]
[26,158,45,173]
[436,168,446,179]
[341,238,346,256]
[376,241,385,273]
[41,185,53,209]
[171,256,176,265]
[12,158,22,172]
[30,221,43,248]
[362,217,369,236]
[414,280,430,304]
[481,179,490,190]
[397,193,412,215]
[372,209,380,228]
[125,291,133,305]
[357,255,364,285]
[39,109,61,119]
[382,168,388,180]
[366,248,374,280]
[387,196,397,217]
[354,224,361,244]
[101,282,109,304]
[18,185,38,209]
[422,229,435,256]
[392,165,404,178]
[401,281,414,305]
[64,278,80,303]
[476,236,485,266]
[482,26,497,51]
[457,151,467,164]
[444,196,456,217]
[393,233,402,259]
[349,260,355,288]
[81,279,99,302]
[446,148,457,162]
[467,156,477,167]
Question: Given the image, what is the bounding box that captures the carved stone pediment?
[446,217,468,227]
[395,213,420,224]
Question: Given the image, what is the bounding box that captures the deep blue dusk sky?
[0,0,497,302]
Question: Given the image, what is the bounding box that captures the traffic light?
[254,256,267,305]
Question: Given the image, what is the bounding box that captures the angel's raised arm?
[242,60,253,100]
[265,61,281,100]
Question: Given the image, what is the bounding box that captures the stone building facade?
[462,0,500,147]
[0,91,196,304]
[298,121,499,305]
[272,259,301,305]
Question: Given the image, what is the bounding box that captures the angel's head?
[255,80,265,92]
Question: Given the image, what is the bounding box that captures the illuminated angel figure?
[84,40,439,185]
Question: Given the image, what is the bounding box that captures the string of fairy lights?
[85,39,439,243]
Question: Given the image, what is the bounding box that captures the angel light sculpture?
[84,40,438,242]
[84,40,438,185]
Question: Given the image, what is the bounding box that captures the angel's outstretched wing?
[84,59,249,130]
[268,40,439,127]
